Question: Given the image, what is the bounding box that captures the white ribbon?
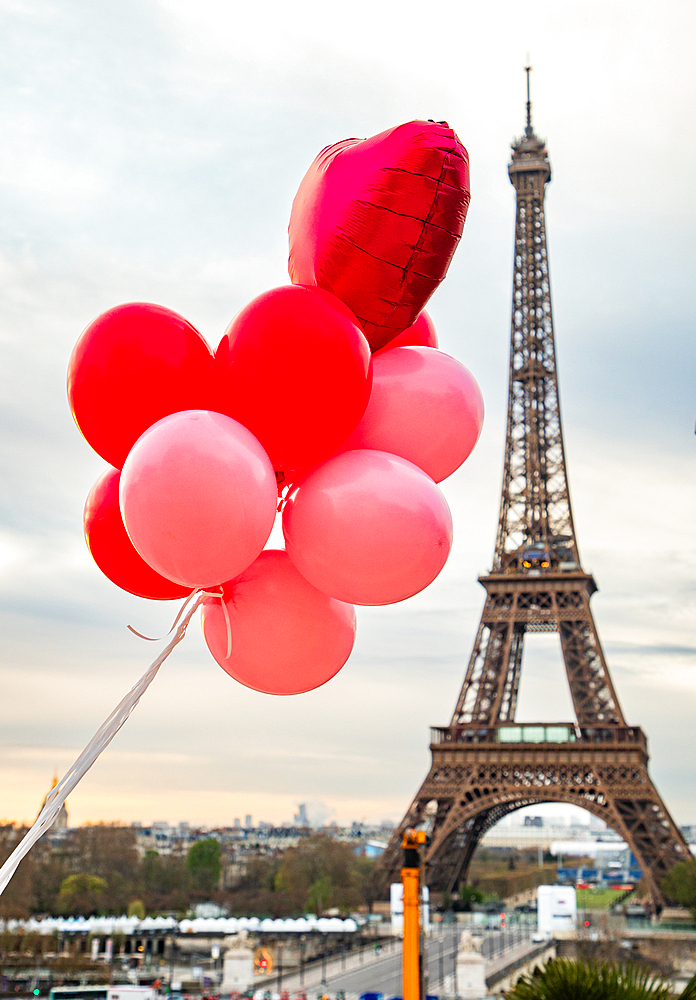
[199,588,233,660]
[0,591,206,897]
[128,586,232,660]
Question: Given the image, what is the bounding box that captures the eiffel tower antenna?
[376,71,688,909]
[525,58,533,136]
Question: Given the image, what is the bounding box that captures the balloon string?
[0,592,206,899]
[128,587,232,659]
[277,478,297,513]
[277,484,289,513]
[198,587,232,660]
[127,588,202,641]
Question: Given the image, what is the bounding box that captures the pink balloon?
[283,450,453,606]
[120,410,277,588]
[375,310,438,352]
[341,346,484,483]
[201,550,356,695]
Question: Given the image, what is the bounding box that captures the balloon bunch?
[68,120,481,698]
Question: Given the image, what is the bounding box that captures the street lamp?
[168,933,177,989]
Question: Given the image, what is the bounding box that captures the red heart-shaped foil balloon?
[288,121,470,352]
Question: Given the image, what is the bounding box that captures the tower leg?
[376,737,690,910]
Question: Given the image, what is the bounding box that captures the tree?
[306,874,333,914]
[59,874,108,894]
[186,839,222,893]
[0,825,33,919]
[457,884,484,911]
[65,824,139,913]
[274,833,372,915]
[56,874,108,916]
[32,837,70,915]
[223,856,285,917]
[506,958,689,999]
[138,850,192,913]
[661,859,696,916]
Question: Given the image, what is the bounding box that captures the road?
[273,925,534,996]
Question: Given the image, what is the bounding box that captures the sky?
[0,0,694,833]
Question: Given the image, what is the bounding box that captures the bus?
[49,988,157,1000]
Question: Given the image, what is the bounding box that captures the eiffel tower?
[377,71,688,908]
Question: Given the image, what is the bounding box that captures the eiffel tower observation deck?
[376,72,688,908]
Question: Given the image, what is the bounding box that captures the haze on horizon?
[0,0,694,833]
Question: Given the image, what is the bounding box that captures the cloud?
[0,0,694,834]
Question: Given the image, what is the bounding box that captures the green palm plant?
[505,958,696,999]
[679,972,696,1000]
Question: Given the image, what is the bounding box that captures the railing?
[431,724,647,749]
[578,726,646,746]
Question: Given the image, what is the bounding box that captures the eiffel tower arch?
[377,73,688,908]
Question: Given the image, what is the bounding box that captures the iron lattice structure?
[377,83,688,907]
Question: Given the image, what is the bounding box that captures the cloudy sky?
[0,0,694,833]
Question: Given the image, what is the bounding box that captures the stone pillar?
[456,930,486,1000]
[222,932,255,992]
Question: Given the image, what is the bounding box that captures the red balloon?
[201,550,356,695]
[376,310,438,353]
[84,467,192,600]
[68,303,215,469]
[215,285,372,471]
[288,121,470,352]
[283,449,453,606]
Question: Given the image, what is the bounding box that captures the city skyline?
[0,1,694,831]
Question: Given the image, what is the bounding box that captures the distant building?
[363,839,388,858]
[194,902,227,918]
[523,816,543,827]
[244,815,252,829]
[294,804,309,826]
[38,775,68,831]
